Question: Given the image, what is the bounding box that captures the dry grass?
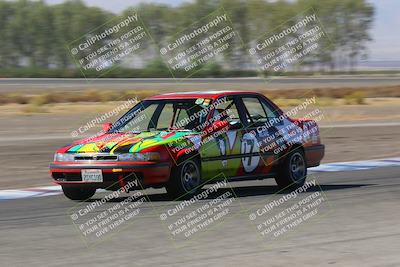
[21,104,48,113]
[1,97,399,116]
[0,89,159,106]
[259,85,400,99]
[343,91,366,105]
[0,86,399,110]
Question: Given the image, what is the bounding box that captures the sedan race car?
[50,91,325,200]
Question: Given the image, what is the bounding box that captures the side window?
[211,97,241,126]
[241,97,268,126]
[173,105,200,130]
[259,98,279,119]
[174,108,190,128]
[156,103,174,130]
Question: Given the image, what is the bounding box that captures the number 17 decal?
[241,133,260,173]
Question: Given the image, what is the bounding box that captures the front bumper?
[49,161,171,189]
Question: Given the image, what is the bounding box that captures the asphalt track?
[1,166,399,266]
[1,76,400,91]
[1,78,399,266]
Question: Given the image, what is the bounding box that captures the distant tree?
[0,1,17,67]
[0,0,375,73]
[298,0,374,71]
[343,0,374,71]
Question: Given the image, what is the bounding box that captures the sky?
[366,0,400,61]
[44,0,400,62]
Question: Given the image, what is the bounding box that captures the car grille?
[74,154,118,161]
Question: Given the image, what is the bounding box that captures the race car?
[50,91,324,201]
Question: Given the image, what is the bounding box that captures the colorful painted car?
[50,91,324,200]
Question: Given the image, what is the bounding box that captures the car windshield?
[109,98,213,133]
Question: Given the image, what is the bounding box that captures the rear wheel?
[61,185,96,201]
[275,147,307,190]
[165,158,201,199]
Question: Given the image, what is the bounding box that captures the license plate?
[81,169,103,182]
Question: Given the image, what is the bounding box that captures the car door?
[238,95,282,177]
[256,96,304,158]
[199,96,246,180]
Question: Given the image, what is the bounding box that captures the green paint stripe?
[68,144,83,152]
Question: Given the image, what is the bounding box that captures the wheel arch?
[176,150,201,167]
[281,143,305,164]
[288,143,304,153]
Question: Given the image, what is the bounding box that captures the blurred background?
[0,0,399,188]
[1,2,400,265]
[0,0,391,77]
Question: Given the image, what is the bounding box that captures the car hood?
[59,130,200,154]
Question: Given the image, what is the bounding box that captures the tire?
[165,158,201,199]
[61,185,96,201]
[275,147,307,190]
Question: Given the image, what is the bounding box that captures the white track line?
[0,157,399,201]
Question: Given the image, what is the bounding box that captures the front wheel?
[61,185,96,201]
[275,147,307,190]
[165,158,201,199]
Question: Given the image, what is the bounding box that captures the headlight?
[54,153,75,162]
[118,152,160,161]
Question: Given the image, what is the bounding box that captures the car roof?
[145,90,263,100]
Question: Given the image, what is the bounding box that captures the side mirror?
[229,121,243,130]
[102,122,112,132]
